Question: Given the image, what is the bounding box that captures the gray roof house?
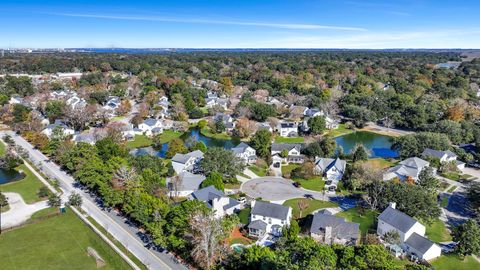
[271,143,305,164]
[166,171,206,197]
[421,148,465,169]
[310,212,359,245]
[189,186,241,218]
[248,201,292,239]
[171,150,204,174]
[231,142,257,164]
[383,157,430,182]
[314,157,347,183]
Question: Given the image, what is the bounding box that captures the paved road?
[1,192,49,229]
[241,176,333,201]
[3,131,186,270]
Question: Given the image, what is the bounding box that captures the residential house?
[304,108,323,118]
[289,105,307,120]
[171,150,204,174]
[72,133,96,145]
[231,142,257,164]
[248,201,292,238]
[325,116,339,130]
[157,96,170,118]
[214,113,235,132]
[257,122,273,133]
[314,157,346,189]
[310,211,359,245]
[66,95,87,110]
[266,97,286,109]
[421,148,465,170]
[188,186,242,218]
[383,157,431,182]
[377,203,441,261]
[166,171,206,197]
[138,118,163,136]
[120,124,136,140]
[41,120,75,138]
[271,143,305,164]
[278,122,298,137]
[205,92,229,110]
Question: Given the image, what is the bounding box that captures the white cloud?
[47,12,367,31]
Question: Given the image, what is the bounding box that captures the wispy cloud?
[46,12,367,31]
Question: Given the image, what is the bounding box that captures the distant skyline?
[1,0,480,49]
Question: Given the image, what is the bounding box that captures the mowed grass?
[360,158,395,170]
[200,127,231,140]
[0,140,6,155]
[283,198,338,219]
[325,123,354,138]
[237,207,251,224]
[431,255,480,270]
[425,219,452,242]
[274,136,305,143]
[336,207,378,236]
[294,177,325,192]
[0,209,132,270]
[248,165,267,177]
[281,164,301,176]
[155,130,184,144]
[0,164,45,204]
[125,135,153,148]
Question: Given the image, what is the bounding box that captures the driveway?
[462,167,480,181]
[241,176,332,201]
[1,192,49,229]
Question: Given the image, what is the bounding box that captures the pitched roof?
[405,232,436,254]
[251,201,290,220]
[171,150,204,164]
[143,118,159,127]
[248,220,267,231]
[378,206,418,233]
[280,122,297,128]
[168,172,206,192]
[232,142,253,154]
[421,148,457,160]
[271,143,302,152]
[399,157,429,169]
[310,213,359,240]
[315,157,346,174]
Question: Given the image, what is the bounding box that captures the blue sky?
[1,0,480,48]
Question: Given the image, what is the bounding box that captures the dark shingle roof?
[310,213,359,240]
[378,206,418,233]
[271,143,302,152]
[405,232,436,254]
[248,220,267,230]
[251,201,290,220]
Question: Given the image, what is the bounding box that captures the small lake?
[334,131,398,158]
[131,129,398,159]
[0,168,23,185]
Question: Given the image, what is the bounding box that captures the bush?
[38,187,51,198]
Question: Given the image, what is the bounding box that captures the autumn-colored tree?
[117,100,132,116]
[297,199,309,218]
[219,77,233,94]
[405,176,415,185]
[446,104,465,122]
[233,117,257,138]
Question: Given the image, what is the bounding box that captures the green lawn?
[200,127,231,140]
[229,237,252,245]
[0,164,46,204]
[238,172,251,179]
[294,177,325,192]
[425,219,452,242]
[0,140,6,155]
[283,198,338,219]
[0,209,132,270]
[360,158,395,170]
[125,135,153,148]
[248,165,267,177]
[237,208,251,224]
[447,185,457,193]
[441,172,473,182]
[111,116,126,122]
[336,207,378,236]
[324,123,355,137]
[431,255,480,270]
[440,196,449,208]
[274,136,305,143]
[154,130,184,144]
[281,164,301,176]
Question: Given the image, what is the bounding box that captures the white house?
[166,172,206,197]
[377,203,441,261]
[171,150,204,174]
[271,143,305,164]
[231,142,257,164]
[72,133,96,145]
[314,157,346,190]
[138,118,163,136]
[66,95,87,110]
[205,92,228,110]
[310,210,360,245]
[188,186,242,219]
[248,201,292,238]
[304,108,323,118]
[383,157,431,182]
[41,120,75,138]
[214,113,235,132]
[325,116,339,130]
[421,148,465,170]
[257,122,273,133]
[104,96,121,111]
[278,122,299,137]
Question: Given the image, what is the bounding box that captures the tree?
[468,182,480,215]
[0,148,23,170]
[417,167,440,195]
[303,137,336,158]
[351,144,369,162]
[200,147,245,182]
[44,100,65,121]
[307,116,326,134]
[392,132,451,159]
[0,191,8,208]
[37,186,51,198]
[282,220,300,240]
[383,230,401,245]
[191,141,207,153]
[165,138,187,159]
[47,193,62,207]
[68,192,83,207]
[201,172,225,191]
[250,129,272,158]
[187,211,225,270]
[233,117,257,138]
[213,119,226,133]
[250,102,276,122]
[297,199,309,218]
[453,219,480,257]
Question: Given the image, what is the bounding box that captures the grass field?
[0,140,6,155]
[200,127,231,140]
[360,158,395,170]
[441,172,473,182]
[155,130,184,144]
[325,124,354,138]
[248,165,267,177]
[281,164,301,176]
[425,219,452,242]
[125,135,153,148]
[294,177,325,192]
[283,198,338,219]
[431,255,480,270]
[0,209,132,270]
[274,136,305,143]
[237,207,251,224]
[0,164,46,204]
[447,185,457,193]
[336,207,378,236]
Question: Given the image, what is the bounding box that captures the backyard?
[248,164,268,177]
[237,207,251,225]
[283,198,338,219]
[155,130,184,144]
[125,135,153,148]
[360,158,396,170]
[0,164,46,204]
[335,207,378,236]
[324,123,354,138]
[200,127,232,140]
[431,255,480,270]
[0,208,132,270]
[425,219,452,242]
[274,136,305,143]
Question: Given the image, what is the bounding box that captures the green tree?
[47,193,62,207]
[453,219,480,257]
[392,132,451,159]
[308,116,326,134]
[200,147,245,182]
[200,172,225,191]
[68,192,83,207]
[44,100,65,121]
[303,137,336,158]
[351,144,369,162]
[250,102,276,122]
[191,141,207,153]
[213,119,226,133]
[417,167,440,195]
[250,129,272,158]
[0,191,8,208]
[37,186,51,198]
[166,138,187,159]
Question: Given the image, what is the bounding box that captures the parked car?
[238,197,246,203]
[273,162,280,168]
[293,182,301,188]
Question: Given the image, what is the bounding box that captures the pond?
[334,131,398,158]
[131,129,398,159]
[0,168,24,185]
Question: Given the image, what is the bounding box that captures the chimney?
[389,202,396,209]
[324,226,333,244]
